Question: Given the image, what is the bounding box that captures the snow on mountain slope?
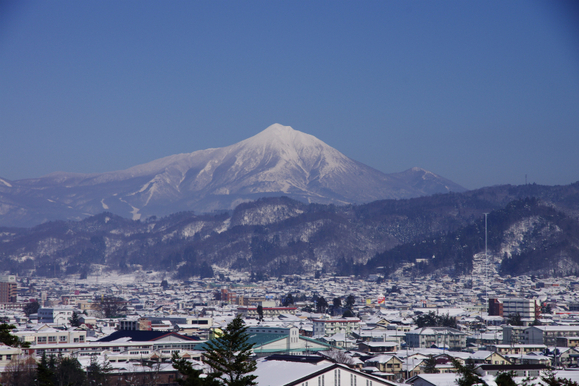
[0,124,467,227]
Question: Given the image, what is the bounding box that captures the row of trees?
[414,311,458,329]
[1,353,111,386]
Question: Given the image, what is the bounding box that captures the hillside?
[0,182,578,279]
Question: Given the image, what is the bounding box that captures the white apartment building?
[405,327,468,350]
[38,307,76,325]
[502,298,539,319]
[312,318,361,337]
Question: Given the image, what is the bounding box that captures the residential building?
[37,307,75,325]
[405,327,467,350]
[489,298,540,319]
[0,275,17,303]
[254,357,398,386]
[312,318,361,337]
[238,306,297,318]
[525,326,579,346]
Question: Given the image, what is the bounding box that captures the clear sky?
[1,1,578,190]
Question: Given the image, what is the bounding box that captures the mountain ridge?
[1,182,578,279]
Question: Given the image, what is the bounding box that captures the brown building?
[0,275,17,303]
[489,298,503,316]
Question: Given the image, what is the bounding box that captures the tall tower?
[0,275,17,303]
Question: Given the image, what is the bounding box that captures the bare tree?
[1,356,37,386]
[92,295,127,318]
[323,349,355,366]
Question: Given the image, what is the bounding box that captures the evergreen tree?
[53,357,86,386]
[0,323,29,348]
[69,311,81,327]
[36,353,54,386]
[86,357,112,386]
[316,297,328,313]
[423,355,439,374]
[282,293,294,306]
[507,313,523,326]
[23,301,40,317]
[345,294,356,309]
[496,372,517,386]
[453,359,487,386]
[202,315,257,386]
[173,352,221,386]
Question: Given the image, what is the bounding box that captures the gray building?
[405,327,467,350]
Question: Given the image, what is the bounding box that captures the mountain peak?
[0,123,468,227]
[238,123,329,157]
[245,123,306,143]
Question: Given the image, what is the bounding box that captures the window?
[6,355,11,361]
[38,337,47,343]
[59,336,67,342]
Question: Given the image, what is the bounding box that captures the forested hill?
[362,197,579,278]
[0,182,578,279]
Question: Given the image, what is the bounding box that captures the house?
[490,344,546,355]
[358,342,399,353]
[466,350,511,365]
[364,354,403,375]
[0,344,23,372]
[406,373,458,386]
[253,356,398,386]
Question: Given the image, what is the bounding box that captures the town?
[1,267,579,386]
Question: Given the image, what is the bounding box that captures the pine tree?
[86,356,112,386]
[423,355,439,374]
[202,315,257,386]
[172,352,221,386]
[0,323,29,348]
[69,311,81,327]
[36,353,54,386]
[453,359,487,386]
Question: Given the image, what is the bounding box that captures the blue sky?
[1,1,578,189]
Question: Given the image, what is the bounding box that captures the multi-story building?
[119,317,153,331]
[38,307,75,325]
[15,325,87,346]
[488,298,540,319]
[405,327,467,350]
[0,275,17,303]
[502,325,527,344]
[488,298,503,316]
[525,326,579,346]
[237,306,297,318]
[312,318,361,337]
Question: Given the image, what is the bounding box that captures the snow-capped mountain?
[0,124,466,227]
